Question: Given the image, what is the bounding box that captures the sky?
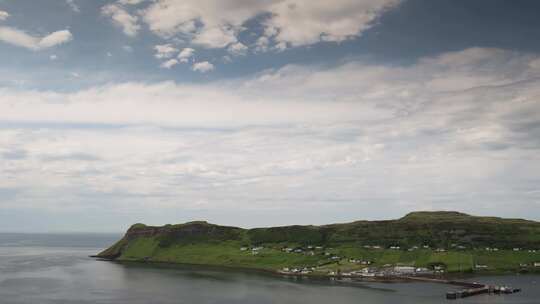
[0,0,540,232]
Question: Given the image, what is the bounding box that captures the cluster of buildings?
[348,258,372,265]
[280,261,444,278]
[475,264,489,269]
[328,265,436,278]
[280,266,316,275]
[240,246,264,255]
[281,245,324,254]
[521,262,540,268]
[501,248,538,252]
[364,244,540,252]
[241,243,540,275]
[366,244,452,252]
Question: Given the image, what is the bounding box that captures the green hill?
[97,211,540,274]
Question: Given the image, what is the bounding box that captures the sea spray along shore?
[96,211,540,276]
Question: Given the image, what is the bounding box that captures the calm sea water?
[0,233,539,304]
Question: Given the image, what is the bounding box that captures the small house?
[415,267,431,274]
[394,266,415,274]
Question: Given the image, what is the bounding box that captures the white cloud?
[122,45,133,52]
[0,10,9,21]
[141,0,263,39]
[137,0,401,52]
[118,0,145,5]
[254,36,269,52]
[264,0,401,47]
[154,43,178,59]
[102,3,140,37]
[1,48,538,128]
[2,48,540,225]
[66,0,80,13]
[192,61,214,73]
[160,58,178,69]
[192,26,237,48]
[50,54,58,60]
[0,27,72,50]
[274,41,287,52]
[228,42,248,56]
[178,47,195,63]
[222,55,232,63]
[38,30,73,49]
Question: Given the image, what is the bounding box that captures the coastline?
[91,256,536,284]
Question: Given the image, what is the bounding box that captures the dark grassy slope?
[247,211,540,248]
[97,212,540,272]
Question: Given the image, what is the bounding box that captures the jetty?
[403,276,521,300]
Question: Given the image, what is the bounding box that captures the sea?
[0,233,539,304]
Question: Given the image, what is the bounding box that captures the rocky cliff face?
[97,221,245,259]
[97,211,540,260]
[124,221,243,239]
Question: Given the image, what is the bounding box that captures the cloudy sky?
[1,0,540,232]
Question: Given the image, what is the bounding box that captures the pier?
[403,276,521,300]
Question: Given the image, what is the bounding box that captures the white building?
[394,266,415,274]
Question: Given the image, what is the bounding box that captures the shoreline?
[91,256,536,284]
[91,257,527,299]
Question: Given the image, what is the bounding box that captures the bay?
[0,233,538,304]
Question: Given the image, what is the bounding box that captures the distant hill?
[97,211,540,273]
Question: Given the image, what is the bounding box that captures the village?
[239,243,530,300]
[239,243,540,278]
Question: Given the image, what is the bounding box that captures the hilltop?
[97,211,540,274]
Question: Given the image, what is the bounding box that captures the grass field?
[113,237,540,274]
[99,212,540,274]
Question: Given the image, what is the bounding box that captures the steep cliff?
[96,211,540,272]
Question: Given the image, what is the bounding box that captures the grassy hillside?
[97,211,540,274]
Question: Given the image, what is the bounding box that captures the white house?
[394,266,415,274]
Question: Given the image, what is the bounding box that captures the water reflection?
[0,234,538,304]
